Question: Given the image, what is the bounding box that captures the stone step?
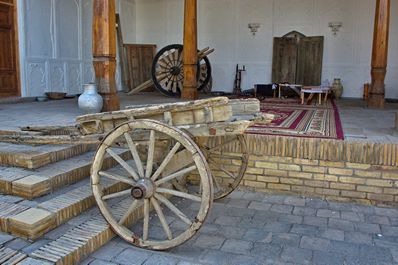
[0,166,129,240]
[0,142,94,169]
[0,148,130,199]
[29,198,143,265]
[0,247,27,264]
[0,196,141,265]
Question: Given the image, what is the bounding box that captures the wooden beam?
[368,0,390,109]
[93,0,120,111]
[182,0,198,100]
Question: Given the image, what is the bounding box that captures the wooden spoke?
[178,81,184,90]
[161,54,173,68]
[124,133,145,178]
[150,197,173,240]
[158,60,170,70]
[166,78,173,93]
[145,130,155,178]
[102,189,131,200]
[143,199,150,240]
[209,158,236,179]
[156,188,202,202]
[154,193,192,225]
[211,173,222,191]
[173,49,179,64]
[99,171,136,186]
[172,76,178,93]
[151,142,181,181]
[155,165,197,186]
[106,148,140,181]
[167,51,176,67]
[119,199,139,225]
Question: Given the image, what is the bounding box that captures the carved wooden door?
[296,36,324,86]
[0,0,19,97]
[272,38,297,84]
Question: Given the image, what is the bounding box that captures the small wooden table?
[301,86,331,105]
[278,84,302,98]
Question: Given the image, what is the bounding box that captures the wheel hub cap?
[131,179,155,199]
[170,66,181,76]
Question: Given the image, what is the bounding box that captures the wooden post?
[93,0,120,111]
[368,0,390,109]
[182,0,198,100]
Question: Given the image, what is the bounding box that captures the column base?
[368,94,385,109]
[181,87,198,100]
[101,93,120,112]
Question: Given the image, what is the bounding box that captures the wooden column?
[182,0,198,100]
[368,0,390,109]
[93,0,120,111]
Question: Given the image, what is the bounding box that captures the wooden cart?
[0,97,263,250]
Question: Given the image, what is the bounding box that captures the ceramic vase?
[78,83,103,114]
[332,78,343,99]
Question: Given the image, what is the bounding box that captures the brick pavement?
[83,191,398,265]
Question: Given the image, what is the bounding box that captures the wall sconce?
[248,23,261,36]
[328,22,342,36]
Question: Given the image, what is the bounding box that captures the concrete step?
[0,142,94,169]
[0,148,130,199]
[0,166,130,240]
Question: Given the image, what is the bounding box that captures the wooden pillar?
[368,0,390,109]
[93,0,120,111]
[182,0,198,100]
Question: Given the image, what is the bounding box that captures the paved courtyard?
[81,191,398,265]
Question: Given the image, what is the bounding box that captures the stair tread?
[1,165,129,239]
[0,142,93,169]
[0,148,129,199]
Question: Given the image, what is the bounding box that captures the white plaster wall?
[134,0,398,99]
[18,0,136,97]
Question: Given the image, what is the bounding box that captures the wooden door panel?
[124,44,156,91]
[0,5,12,27]
[296,36,324,86]
[272,38,297,84]
[0,1,19,97]
[0,29,14,69]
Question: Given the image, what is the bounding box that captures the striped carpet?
[246,98,344,140]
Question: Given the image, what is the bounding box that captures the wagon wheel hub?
[170,66,181,76]
[131,178,155,199]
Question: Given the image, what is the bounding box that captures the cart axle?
[131,178,155,200]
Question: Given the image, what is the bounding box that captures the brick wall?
[234,155,398,207]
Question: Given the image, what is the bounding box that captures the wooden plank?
[115,14,129,92]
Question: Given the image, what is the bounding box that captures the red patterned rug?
[246,98,344,140]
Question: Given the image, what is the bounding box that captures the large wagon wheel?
[196,135,249,200]
[91,120,213,250]
[173,135,249,200]
[151,44,212,97]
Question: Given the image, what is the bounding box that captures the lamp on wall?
[248,23,261,36]
[328,22,343,36]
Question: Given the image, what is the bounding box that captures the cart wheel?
[91,119,213,250]
[199,135,249,200]
[151,44,212,97]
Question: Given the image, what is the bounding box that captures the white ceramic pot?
[78,83,103,114]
